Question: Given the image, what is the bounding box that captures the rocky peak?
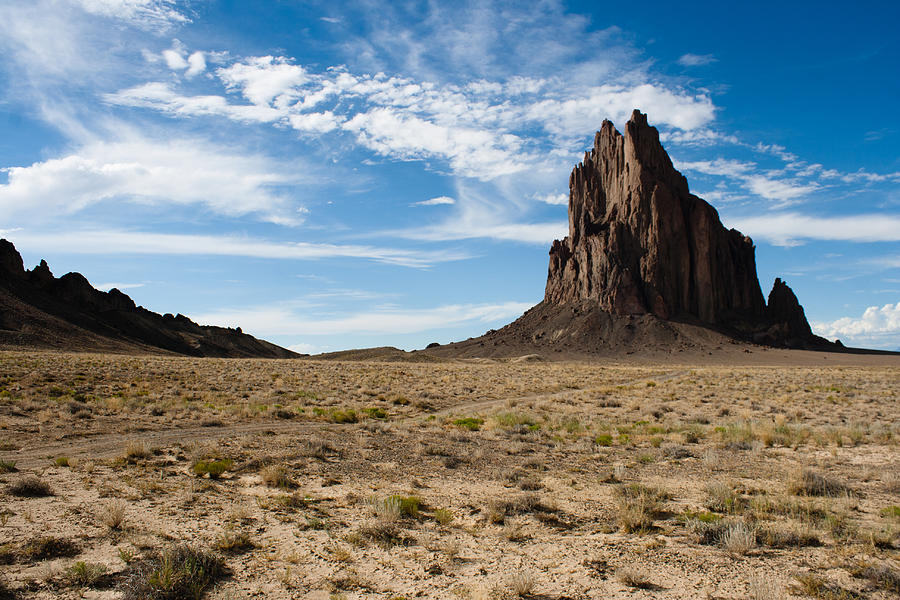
[0,239,25,277]
[544,111,821,348]
[547,109,766,325]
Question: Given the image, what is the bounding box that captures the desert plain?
[0,349,897,600]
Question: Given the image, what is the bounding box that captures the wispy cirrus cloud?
[0,135,313,226]
[193,301,533,336]
[4,230,470,269]
[677,53,717,67]
[726,212,900,246]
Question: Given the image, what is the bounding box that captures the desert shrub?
[19,536,79,561]
[8,476,53,497]
[614,484,669,534]
[789,469,851,497]
[364,407,387,419]
[119,545,224,600]
[65,561,108,587]
[99,499,127,530]
[356,521,401,548]
[0,460,16,474]
[757,524,821,548]
[452,417,483,431]
[881,505,900,519]
[508,570,534,597]
[433,508,454,526]
[721,521,755,555]
[260,465,293,489]
[330,409,358,424]
[192,459,233,479]
[54,457,70,467]
[704,482,743,514]
[618,566,653,589]
[214,530,255,554]
[686,518,729,545]
[122,440,150,463]
[302,438,334,459]
[594,434,613,446]
[486,493,544,524]
[368,495,422,522]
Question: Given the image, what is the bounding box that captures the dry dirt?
[0,349,897,600]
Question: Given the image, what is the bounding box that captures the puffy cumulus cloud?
[0,136,312,225]
[812,302,900,349]
[218,56,310,106]
[192,301,533,336]
[5,230,471,269]
[726,212,900,247]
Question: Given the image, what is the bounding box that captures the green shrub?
[330,409,358,424]
[65,561,108,587]
[364,407,388,419]
[594,434,613,446]
[452,417,483,431]
[192,460,233,479]
[0,460,16,474]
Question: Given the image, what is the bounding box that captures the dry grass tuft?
[119,545,224,600]
[618,565,653,589]
[8,476,53,498]
[99,499,127,530]
[789,469,851,497]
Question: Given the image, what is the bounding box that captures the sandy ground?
[0,350,897,599]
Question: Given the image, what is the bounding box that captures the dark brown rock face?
[544,110,824,348]
[546,110,766,325]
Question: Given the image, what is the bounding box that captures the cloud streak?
[5,230,471,269]
[726,212,900,246]
[193,301,533,336]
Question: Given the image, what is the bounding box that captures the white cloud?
[108,57,717,180]
[744,175,818,206]
[74,0,188,31]
[162,48,188,70]
[185,51,206,78]
[727,212,900,246]
[94,282,145,291]
[5,230,471,269]
[536,193,568,205]
[193,301,533,336]
[218,56,310,106]
[412,196,455,207]
[677,159,755,178]
[677,53,717,67]
[0,135,310,225]
[812,302,900,349]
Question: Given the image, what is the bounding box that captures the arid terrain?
[0,350,897,600]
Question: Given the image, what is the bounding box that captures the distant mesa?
[427,110,870,358]
[0,239,296,358]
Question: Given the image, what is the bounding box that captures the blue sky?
[0,0,898,352]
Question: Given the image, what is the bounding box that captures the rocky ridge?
[0,239,297,357]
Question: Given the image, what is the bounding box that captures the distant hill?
[0,239,297,358]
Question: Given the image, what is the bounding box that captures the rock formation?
[0,239,297,357]
[427,110,844,358]
[543,110,826,348]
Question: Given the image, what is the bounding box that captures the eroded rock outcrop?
[544,110,824,348]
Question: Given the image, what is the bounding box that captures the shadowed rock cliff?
[0,239,297,357]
